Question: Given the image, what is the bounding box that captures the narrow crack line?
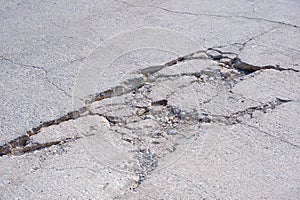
[47,79,72,98]
[242,122,300,149]
[0,55,72,97]
[238,15,299,29]
[212,26,278,52]
[238,27,278,51]
[114,0,299,29]
[41,166,97,173]
[113,0,146,8]
[153,6,300,29]
[0,55,45,71]
[229,98,292,117]
[154,6,200,16]
[202,98,292,124]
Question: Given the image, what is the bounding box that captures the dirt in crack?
[0,47,298,189]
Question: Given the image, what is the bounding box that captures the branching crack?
[1,45,299,190]
[0,47,298,156]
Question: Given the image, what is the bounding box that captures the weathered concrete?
[0,0,299,199]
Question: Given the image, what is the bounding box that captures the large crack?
[1,47,299,190]
[86,90,295,188]
[0,47,298,155]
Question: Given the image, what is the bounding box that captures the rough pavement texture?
[0,0,300,199]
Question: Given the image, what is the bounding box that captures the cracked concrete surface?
[1,0,300,199]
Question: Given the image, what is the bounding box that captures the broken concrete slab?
[1,0,300,199]
[1,44,299,198]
